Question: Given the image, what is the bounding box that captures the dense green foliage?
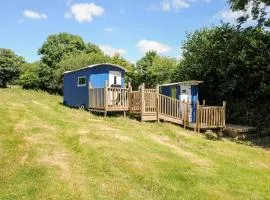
[175,24,270,134]
[18,32,132,92]
[229,0,270,27]
[0,49,24,87]
[19,62,40,89]
[129,51,177,89]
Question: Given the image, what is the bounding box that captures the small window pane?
[78,77,86,86]
[114,76,117,85]
[182,90,187,94]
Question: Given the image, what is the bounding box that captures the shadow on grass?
[229,136,270,150]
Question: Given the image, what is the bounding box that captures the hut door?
[109,71,121,87]
[180,85,192,122]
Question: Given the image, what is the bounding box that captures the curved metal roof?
[64,63,128,74]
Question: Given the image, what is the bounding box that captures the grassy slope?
[0,88,270,200]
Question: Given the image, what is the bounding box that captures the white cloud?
[99,45,127,56]
[215,1,270,25]
[104,27,114,32]
[160,0,210,12]
[136,40,172,54]
[23,10,48,20]
[65,3,104,23]
[161,0,190,12]
[216,9,244,23]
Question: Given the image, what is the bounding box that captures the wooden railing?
[129,91,141,113]
[158,94,182,119]
[89,88,105,109]
[144,90,156,113]
[158,94,190,126]
[107,88,129,110]
[89,83,226,131]
[196,102,226,131]
[89,87,129,111]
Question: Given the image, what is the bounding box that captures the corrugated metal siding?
[63,64,125,108]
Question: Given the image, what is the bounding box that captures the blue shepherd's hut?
[63,63,127,108]
[160,81,203,123]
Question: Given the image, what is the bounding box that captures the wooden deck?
[225,124,257,138]
[89,83,226,131]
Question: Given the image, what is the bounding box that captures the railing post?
[141,83,145,121]
[128,82,132,116]
[104,80,108,117]
[156,85,160,123]
[223,101,226,128]
[183,99,186,129]
[196,101,200,132]
[203,100,206,106]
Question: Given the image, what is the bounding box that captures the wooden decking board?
[226,124,257,133]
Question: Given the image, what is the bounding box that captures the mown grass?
[0,88,270,200]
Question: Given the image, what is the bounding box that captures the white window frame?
[77,76,86,87]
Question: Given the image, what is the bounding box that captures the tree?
[110,54,134,72]
[229,0,270,27]
[175,24,270,134]
[38,33,90,92]
[19,62,41,89]
[39,32,87,67]
[129,51,177,89]
[86,43,103,54]
[0,48,24,87]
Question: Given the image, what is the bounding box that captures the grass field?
[0,88,270,200]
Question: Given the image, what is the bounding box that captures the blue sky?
[0,0,239,63]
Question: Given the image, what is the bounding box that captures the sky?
[0,0,242,63]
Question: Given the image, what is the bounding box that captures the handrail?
[89,87,129,110]
[196,102,226,131]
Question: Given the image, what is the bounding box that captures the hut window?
[113,76,117,85]
[78,76,86,87]
[182,89,187,94]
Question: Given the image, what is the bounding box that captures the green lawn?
[0,88,270,200]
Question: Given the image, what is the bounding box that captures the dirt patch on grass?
[14,122,27,132]
[25,133,58,146]
[38,148,88,196]
[38,151,71,179]
[150,134,210,168]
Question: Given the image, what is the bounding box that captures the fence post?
[203,100,206,106]
[128,82,132,116]
[104,80,108,117]
[141,83,145,121]
[223,101,226,128]
[156,85,160,123]
[196,101,200,132]
[183,99,186,129]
